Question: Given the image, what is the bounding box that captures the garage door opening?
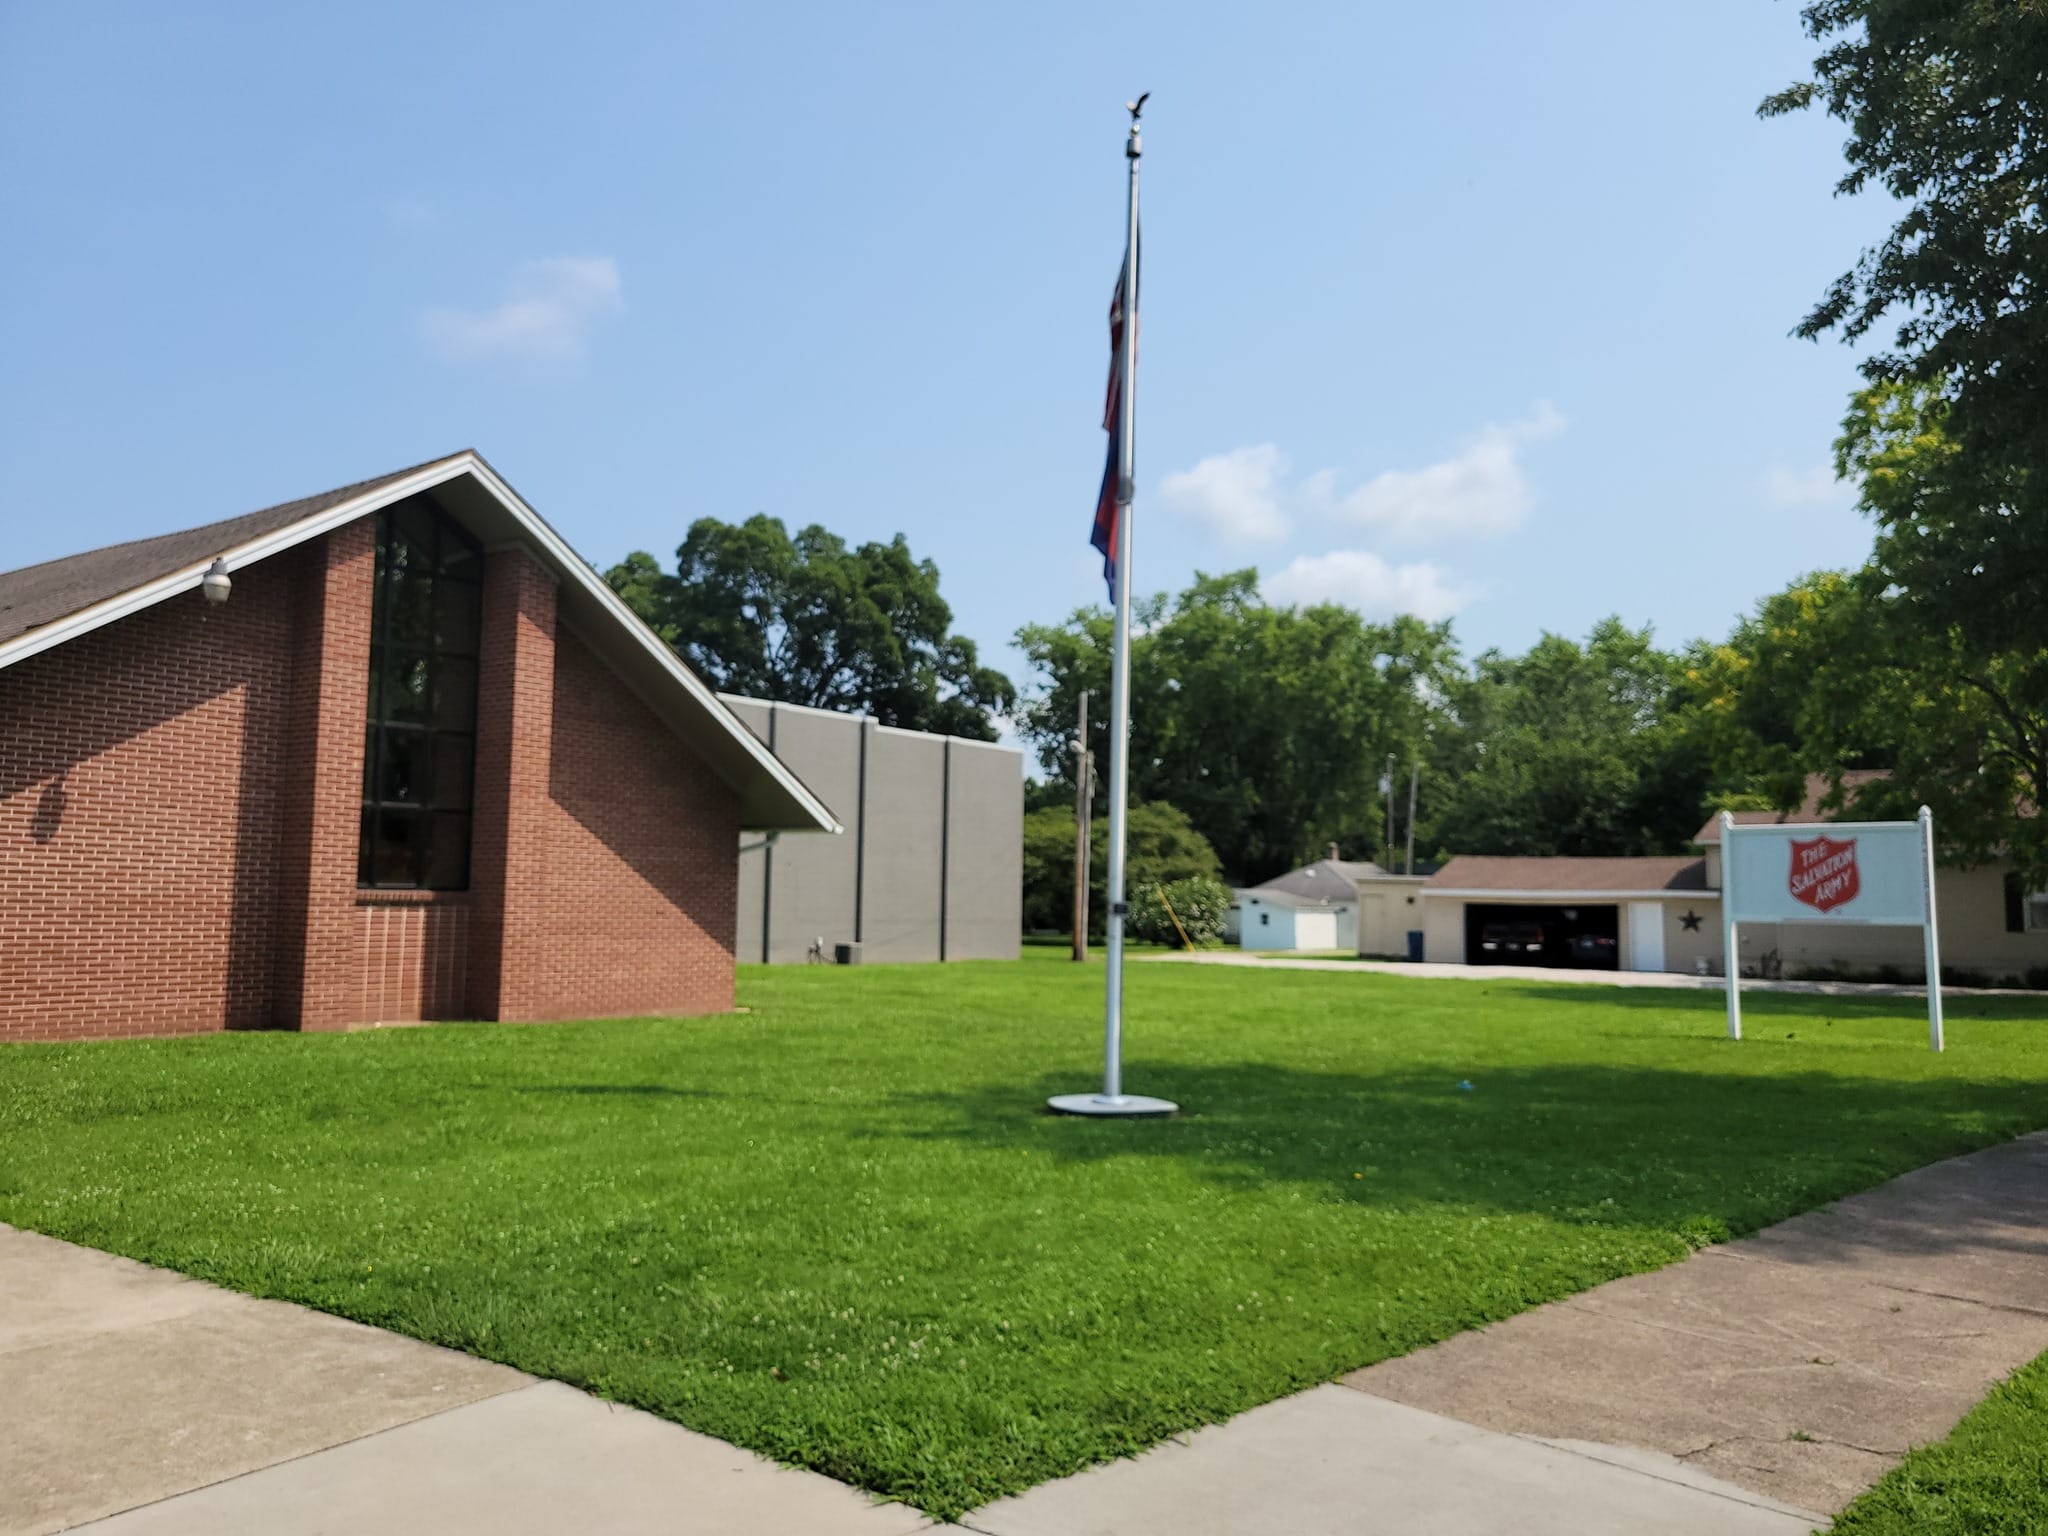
[1463,903,1620,969]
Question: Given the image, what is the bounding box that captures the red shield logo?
[1788,836,1860,914]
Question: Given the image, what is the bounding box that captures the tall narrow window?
[358,497,483,889]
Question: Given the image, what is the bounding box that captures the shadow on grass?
[513,1084,721,1099]
[879,1058,2048,1259]
[1373,977,2048,1025]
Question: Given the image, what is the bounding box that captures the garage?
[1463,902,1618,969]
[1419,855,1717,974]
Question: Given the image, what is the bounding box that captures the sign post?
[1921,805,1945,1053]
[1720,810,1741,1041]
[1720,806,1945,1052]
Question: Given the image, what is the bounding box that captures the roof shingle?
[0,454,467,649]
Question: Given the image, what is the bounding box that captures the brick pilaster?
[468,547,558,1021]
[275,521,377,1030]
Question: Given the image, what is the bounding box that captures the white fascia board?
[1424,889,1719,902]
[0,455,479,676]
[449,459,841,836]
[0,453,841,836]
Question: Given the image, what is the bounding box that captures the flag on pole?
[1090,238,1136,598]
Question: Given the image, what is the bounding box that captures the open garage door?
[1463,903,1620,969]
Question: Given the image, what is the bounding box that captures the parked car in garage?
[1567,933,1618,965]
[1478,920,1545,957]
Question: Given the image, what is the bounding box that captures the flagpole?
[1051,95,1176,1120]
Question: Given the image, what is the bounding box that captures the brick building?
[0,451,837,1042]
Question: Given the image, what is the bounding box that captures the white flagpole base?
[1047,1093,1178,1118]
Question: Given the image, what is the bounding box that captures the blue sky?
[0,2,1891,698]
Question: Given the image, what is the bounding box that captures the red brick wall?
[0,517,742,1041]
[351,899,472,1023]
[0,556,303,1040]
[275,519,378,1031]
[523,625,739,1019]
[468,547,560,1022]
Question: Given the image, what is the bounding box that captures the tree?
[1690,503,2048,879]
[1763,3,2048,654]
[607,516,1014,740]
[1421,620,1711,859]
[1021,801,1222,936]
[1016,572,1458,882]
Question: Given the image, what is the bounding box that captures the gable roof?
[1250,858,1388,906]
[0,451,839,834]
[1691,771,1890,845]
[0,458,451,650]
[1425,855,1710,896]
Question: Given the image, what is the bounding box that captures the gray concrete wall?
[727,698,774,964]
[858,725,945,962]
[942,737,1026,961]
[720,697,1021,965]
[761,707,864,964]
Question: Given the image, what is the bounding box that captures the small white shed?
[1230,857,1385,952]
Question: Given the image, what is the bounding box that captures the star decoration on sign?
[1679,910,1704,932]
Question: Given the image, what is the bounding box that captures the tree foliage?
[1684,388,2048,879]
[1020,801,1222,936]
[1016,572,1457,883]
[1128,876,1233,948]
[1764,1,2048,653]
[1421,620,1712,859]
[607,515,1014,740]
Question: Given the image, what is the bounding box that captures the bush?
[1021,801,1223,937]
[1127,875,1234,948]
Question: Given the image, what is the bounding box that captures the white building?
[1230,857,1418,954]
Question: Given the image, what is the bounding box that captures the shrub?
[1021,801,1223,937]
[1128,875,1234,948]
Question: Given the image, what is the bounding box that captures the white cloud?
[1766,463,1855,507]
[1159,443,1290,542]
[422,257,623,362]
[1317,402,1565,544]
[1263,550,1467,622]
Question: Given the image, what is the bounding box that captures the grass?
[1831,1351,2048,1534]
[3,954,2048,1517]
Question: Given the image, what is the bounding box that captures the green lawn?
[3,955,2047,1518]
[1832,1350,2048,1535]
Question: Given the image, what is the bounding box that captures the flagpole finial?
[1125,93,1148,158]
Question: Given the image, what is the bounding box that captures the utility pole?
[1072,689,1092,962]
[1405,760,1419,876]
[1382,753,1396,867]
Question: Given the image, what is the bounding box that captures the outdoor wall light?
[200,558,232,605]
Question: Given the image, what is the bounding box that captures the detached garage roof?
[1250,857,1389,905]
[0,450,839,834]
[1426,855,1710,897]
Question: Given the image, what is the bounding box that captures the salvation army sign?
[1718,808,1946,1052]
[1788,835,1860,914]
[1723,819,1928,927]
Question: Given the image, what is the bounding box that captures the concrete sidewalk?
[2,1230,1816,1536]
[1349,1129,2048,1517]
[11,1134,2048,1533]
[967,1133,2048,1534]
[0,1226,926,1536]
[965,1387,1820,1535]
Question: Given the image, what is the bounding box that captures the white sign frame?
[1719,806,1944,1052]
